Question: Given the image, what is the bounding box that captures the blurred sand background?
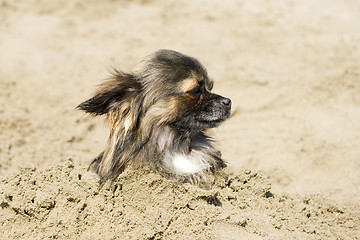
[1,0,360,239]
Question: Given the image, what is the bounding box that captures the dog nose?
[221,97,231,107]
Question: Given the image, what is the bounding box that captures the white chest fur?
[156,126,214,176]
[163,151,211,175]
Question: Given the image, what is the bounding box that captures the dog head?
[78,49,231,132]
[77,49,231,183]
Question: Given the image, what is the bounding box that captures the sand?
[1,0,360,239]
[1,159,359,239]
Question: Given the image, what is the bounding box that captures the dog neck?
[156,125,212,153]
[153,125,216,177]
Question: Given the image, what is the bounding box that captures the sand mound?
[1,159,358,239]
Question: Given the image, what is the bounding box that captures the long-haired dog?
[77,49,231,185]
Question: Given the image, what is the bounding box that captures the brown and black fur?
[77,49,231,185]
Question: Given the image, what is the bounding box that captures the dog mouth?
[198,119,224,127]
[173,95,231,130]
[196,96,232,128]
[196,109,231,127]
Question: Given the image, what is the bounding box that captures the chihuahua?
[77,49,231,185]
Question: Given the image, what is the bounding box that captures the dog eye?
[186,86,202,97]
[207,81,214,91]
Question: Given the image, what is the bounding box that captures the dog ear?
[77,71,141,115]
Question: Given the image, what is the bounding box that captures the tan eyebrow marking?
[179,78,199,93]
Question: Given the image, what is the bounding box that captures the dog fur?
[77,49,231,185]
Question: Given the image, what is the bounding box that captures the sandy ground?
[1,0,360,239]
